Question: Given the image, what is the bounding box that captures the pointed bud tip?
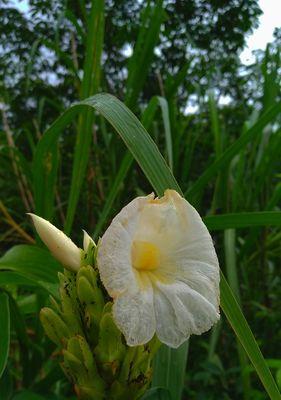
[28,213,81,272]
[83,229,96,252]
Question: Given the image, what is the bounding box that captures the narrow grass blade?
[207,319,222,361]
[240,184,281,258]
[42,38,79,78]
[152,342,189,400]
[186,101,281,200]
[125,0,164,109]
[224,229,251,399]
[204,212,281,230]
[142,97,160,129]
[0,292,10,378]
[220,274,280,400]
[65,0,104,234]
[232,147,246,212]
[266,183,281,211]
[24,39,40,94]
[208,91,228,213]
[33,109,78,219]
[7,294,33,386]
[208,91,222,157]
[156,96,173,170]
[165,63,190,99]
[262,44,279,112]
[64,8,86,43]
[93,151,133,239]
[252,129,281,200]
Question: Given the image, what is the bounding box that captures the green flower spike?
[31,214,161,400]
[76,266,105,345]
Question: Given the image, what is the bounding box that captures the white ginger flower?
[97,189,220,348]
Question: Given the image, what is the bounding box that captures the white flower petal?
[173,259,219,309]
[97,194,154,298]
[28,213,81,272]
[154,280,219,348]
[153,286,188,348]
[132,191,186,251]
[160,190,220,310]
[113,282,156,346]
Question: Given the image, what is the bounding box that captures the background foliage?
[0,0,280,399]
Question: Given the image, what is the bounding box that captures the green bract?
[40,263,160,400]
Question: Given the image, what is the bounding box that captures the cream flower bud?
[28,213,82,272]
[83,229,96,252]
[97,190,220,348]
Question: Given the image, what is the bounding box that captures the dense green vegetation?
[0,1,280,399]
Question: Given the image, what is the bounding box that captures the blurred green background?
[0,1,280,399]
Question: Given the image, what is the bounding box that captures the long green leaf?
[186,101,281,199]
[0,271,43,287]
[83,95,180,194]
[0,292,10,378]
[0,271,58,298]
[224,229,251,399]
[220,274,280,400]
[204,212,281,230]
[0,245,62,283]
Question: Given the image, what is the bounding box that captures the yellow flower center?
[131,240,160,271]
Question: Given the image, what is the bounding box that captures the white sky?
[240,0,281,65]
